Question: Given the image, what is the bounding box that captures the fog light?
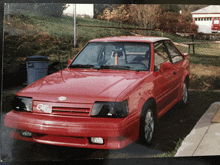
[90,137,104,144]
[19,130,32,138]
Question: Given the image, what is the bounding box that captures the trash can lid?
[26,55,50,61]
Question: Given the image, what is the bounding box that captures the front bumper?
[4,110,139,149]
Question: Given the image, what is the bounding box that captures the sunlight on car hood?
[17,68,149,103]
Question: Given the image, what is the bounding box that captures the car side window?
[154,41,171,71]
[165,41,184,63]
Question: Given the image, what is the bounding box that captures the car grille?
[52,106,90,117]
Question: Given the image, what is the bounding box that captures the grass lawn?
[188,43,220,90]
[4,14,220,90]
[3,15,134,65]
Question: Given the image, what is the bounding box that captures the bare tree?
[129,5,162,29]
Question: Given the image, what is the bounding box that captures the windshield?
[69,42,151,71]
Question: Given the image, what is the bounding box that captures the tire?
[139,101,156,145]
[182,81,188,105]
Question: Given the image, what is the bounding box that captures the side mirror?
[68,60,72,66]
[183,53,188,58]
[160,62,172,73]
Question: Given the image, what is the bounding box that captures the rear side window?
[165,41,184,64]
[154,41,171,71]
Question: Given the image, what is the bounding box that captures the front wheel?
[139,102,156,145]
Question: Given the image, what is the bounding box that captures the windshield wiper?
[69,64,95,69]
[100,65,131,70]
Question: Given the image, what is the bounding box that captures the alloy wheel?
[183,83,188,104]
[144,109,154,143]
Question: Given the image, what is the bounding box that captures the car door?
[153,41,177,116]
[164,41,185,98]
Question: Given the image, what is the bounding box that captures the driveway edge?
[175,102,220,157]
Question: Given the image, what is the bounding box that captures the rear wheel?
[182,82,188,105]
[139,101,156,145]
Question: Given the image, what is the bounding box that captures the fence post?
[192,34,195,55]
[188,44,190,54]
[7,3,10,20]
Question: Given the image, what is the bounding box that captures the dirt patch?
[4,14,43,36]
[4,24,42,36]
[190,64,220,77]
[212,108,220,123]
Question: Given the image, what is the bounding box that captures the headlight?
[13,96,33,112]
[91,100,129,118]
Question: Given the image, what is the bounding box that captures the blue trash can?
[26,55,50,85]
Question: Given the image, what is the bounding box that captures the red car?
[211,18,220,33]
[5,36,190,149]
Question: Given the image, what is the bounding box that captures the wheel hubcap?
[183,83,187,104]
[144,109,154,143]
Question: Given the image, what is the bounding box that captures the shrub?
[158,12,198,33]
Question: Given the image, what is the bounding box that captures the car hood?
[18,68,148,103]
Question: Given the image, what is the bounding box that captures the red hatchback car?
[5,36,190,149]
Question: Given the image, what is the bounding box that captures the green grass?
[156,138,183,157]
[194,43,220,56]
[187,43,220,90]
[189,54,220,66]
[29,15,134,41]
[3,14,134,65]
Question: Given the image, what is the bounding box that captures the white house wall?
[192,14,220,33]
[63,4,94,18]
[195,20,212,33]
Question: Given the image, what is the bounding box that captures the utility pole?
[73,4,77,47]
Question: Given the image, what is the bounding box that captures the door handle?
[173,71,177,75]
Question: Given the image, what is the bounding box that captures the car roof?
[89,36,170,43]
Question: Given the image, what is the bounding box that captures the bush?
[158,12,198,33]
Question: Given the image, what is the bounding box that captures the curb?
[175,102,220,157]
